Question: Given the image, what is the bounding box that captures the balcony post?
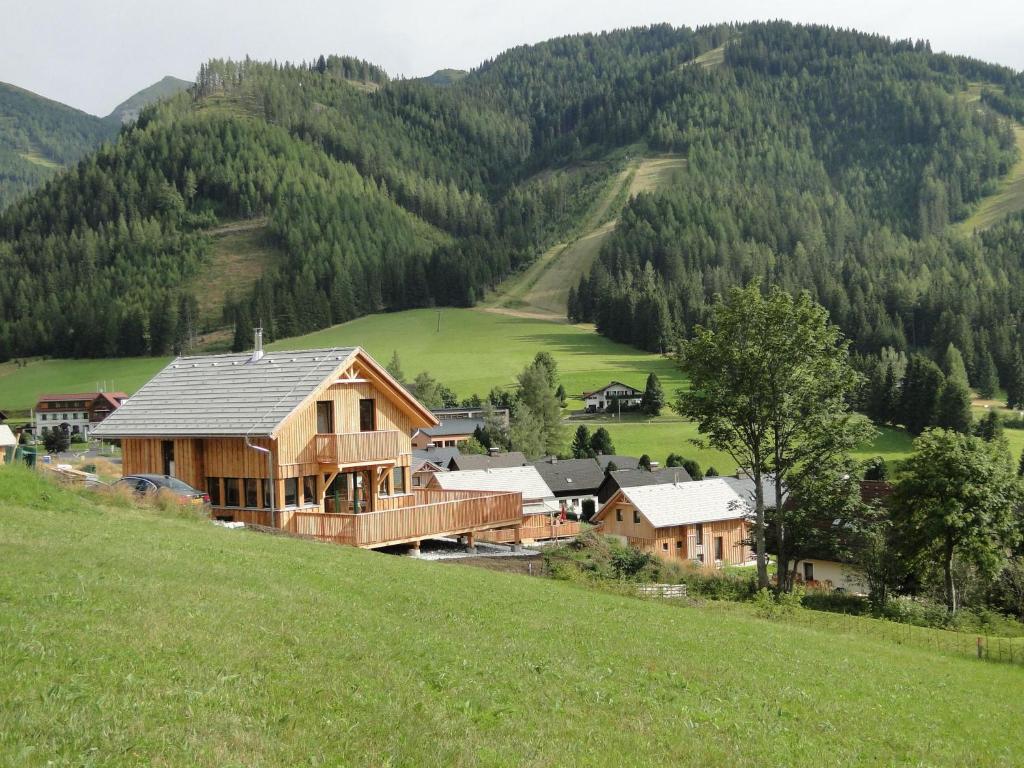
[465,531,477,554]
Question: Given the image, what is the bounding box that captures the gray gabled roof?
[418,418,484,438]
[533,458,605,494]
[93,348,357,438]
[451,451,527,471]
[412,446,461,468]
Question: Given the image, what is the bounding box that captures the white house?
[583,381,643,412]
[428,465,559,516]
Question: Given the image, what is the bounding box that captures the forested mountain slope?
[0,82,117,208]
[2,22,1024,368]
[105,75,193,125]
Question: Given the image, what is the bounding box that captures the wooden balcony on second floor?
[315,430,404,467]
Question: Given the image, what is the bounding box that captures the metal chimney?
[251,327,264,363]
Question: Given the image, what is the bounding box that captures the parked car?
[114,474,210,506]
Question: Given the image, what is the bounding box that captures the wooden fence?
[286,488,523,547]
[315,430,404,465]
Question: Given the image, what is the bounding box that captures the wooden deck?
[315,430,404,466]
[477,518,582,543]
[284,487,523,548]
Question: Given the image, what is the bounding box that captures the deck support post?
[465,531,477,554]
[407,540,421,557]
[510,525,523,552]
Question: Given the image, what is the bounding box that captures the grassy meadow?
[4,305,1021,470]
[3,463,1024,767]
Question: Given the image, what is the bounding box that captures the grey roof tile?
[93,348,356,438]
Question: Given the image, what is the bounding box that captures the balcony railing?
[315,430,404,466]
[286,488,523,548]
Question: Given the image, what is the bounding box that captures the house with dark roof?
[594,478,752,567]
[432,406,510,428]
[533,457,605,519]
[450,451,527,472]
[597,467,691,504]
[594,454,645,472]
[93,336,522,550]
[411,418,483,450]
[583,382,643,412]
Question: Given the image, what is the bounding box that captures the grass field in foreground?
[2,464,1023,767]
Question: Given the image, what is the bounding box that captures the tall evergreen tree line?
[3,22,1024,361]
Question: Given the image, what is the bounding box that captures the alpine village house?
[93,334,523,550]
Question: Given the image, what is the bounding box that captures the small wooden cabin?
[94,340,522,548]
[593,478,751,567]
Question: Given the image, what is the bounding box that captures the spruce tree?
[641,372,665,416]
[898,355,945,434]
[386,351,405,385]
[570,425,593,458]
[935,378,972,434]
[1006,349,1024,410]
[974,410,1003,443]
[589,427,615,456]
[975,341,999,399]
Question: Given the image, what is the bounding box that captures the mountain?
[419,68,469,86]
[0,76,194,208]
[104,75,193,124]
[2,22,1024,389]
[0,82,116,208]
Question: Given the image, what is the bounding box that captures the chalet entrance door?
[162,440,175,477]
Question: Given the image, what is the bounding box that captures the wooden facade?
[596,492,748,568]
[116,349,523,549]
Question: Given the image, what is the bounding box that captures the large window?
[392,467,406,494]
[302,475,317,505]
[632,510,641,524]
[244,478,259,508]
[694,524,704,546]
[262,479,273,509]
[284,478,298,507]
[803,562,814,582]
[714,537,724,561]
[316,401,334,433]
[224,478,241,507]
[207,477,222,506]
[359,398,375,432]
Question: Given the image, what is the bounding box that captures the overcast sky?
[3,0,1023,116]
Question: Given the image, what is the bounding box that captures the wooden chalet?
[594,478,752,567]
[93,336,523,549]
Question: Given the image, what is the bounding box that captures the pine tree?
[386,351,405,385]
[898,355,945,434]
[935,378,972,434]
[641,372,665,416]
[941,344,969,388]
[570,425,593,458]
[1006,348,1024,410]
[974,410,1003,443]
[975,340,999,399]
[638,454,652,471]
[589,427,615,456]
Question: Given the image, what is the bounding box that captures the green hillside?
[7,22,1024,371]
[0,82,116,208]
[104,74,193,124]
[2,464,1023,766]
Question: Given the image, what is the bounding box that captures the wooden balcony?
[286,488,523,548]
[315,430,404,466]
